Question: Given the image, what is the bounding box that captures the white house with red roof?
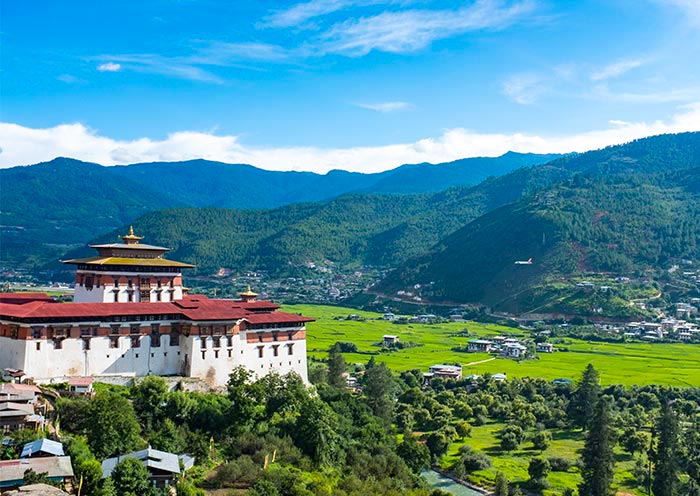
[0,229,312,386]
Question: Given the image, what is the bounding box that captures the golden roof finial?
[121,225,144,245]
[239,285,258,298]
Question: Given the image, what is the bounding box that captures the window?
[228,349,232,358]
[170,332,180,347]
[151,324,160,348]
[227,336,233,347]
[257,346,264,358]
[82,338,91,350]
[272,345,279,357]
[200,336,207,348]
[32,328,43,339]
[36,342,41,351]
[140,290,150,302]
[127,292,134,302]
[257,334,263,343]
[110,336,119,348]
[214,350,219,359]
[110,325,120,335]
[287,343,294,355]
[53,339,63,350]
[213,336,221,348]
[131,336,140,348]
[201,350,206,360]
[288,332,293,341]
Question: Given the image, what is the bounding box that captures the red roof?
[0,293,54,304]
[0,294,313,324]
[68,377,93,387]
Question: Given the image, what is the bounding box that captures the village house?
[502,342,528,359]
[0,457,74,490]
[102,448,194,488]
[382,335,399,347]
[426,364,462,380]
[21,439,64,459]
[467,339,493,353]
[536,342,554,353]
[67,377,94,397]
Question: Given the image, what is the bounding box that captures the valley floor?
[287,304,700,387]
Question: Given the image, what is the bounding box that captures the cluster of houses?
[0,377,194,491]
[621,317,700,341]
[0,382,45,433]
[466,336,554,358]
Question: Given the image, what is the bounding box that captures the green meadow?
[284,304,700,387]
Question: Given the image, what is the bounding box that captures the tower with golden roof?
[62,227,194,303]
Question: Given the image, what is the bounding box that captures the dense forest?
[6,351,700,496]
[380,167,700,309]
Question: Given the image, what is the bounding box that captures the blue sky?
[2,0,700,172]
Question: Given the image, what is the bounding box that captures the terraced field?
[285,304,700,387]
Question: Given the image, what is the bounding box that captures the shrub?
[548,456,573,472]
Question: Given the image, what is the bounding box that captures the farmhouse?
[0,229,313,387]
[536,342,554,353]
[102,447,194,488]
[467,339,493,352]
[383,335,399,346]
[502,342,528,359]
[427,364,462,380]
[0,457,74,490]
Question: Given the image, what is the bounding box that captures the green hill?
[379,167,700,311]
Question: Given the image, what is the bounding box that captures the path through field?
[462,357,496,367]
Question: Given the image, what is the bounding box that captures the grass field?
[285,304,700,387]
[441,422,641,496]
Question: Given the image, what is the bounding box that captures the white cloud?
[655,0,700,25]
[1,105,699,172]
[96,62,122,72]
[502,72,545,104]
[355,101,413,112]
[319,0,537,56]
[591,59,646,81]
[264,0,369,28]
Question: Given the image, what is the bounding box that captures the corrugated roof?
[21,439,64,458]
[102,448,193,478]
[0,457,73,483]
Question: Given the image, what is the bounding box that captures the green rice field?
[284,304,700,387]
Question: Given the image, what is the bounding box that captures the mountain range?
[3,132,700,312]
[0,152,557,269]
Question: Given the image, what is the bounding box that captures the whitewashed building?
[0,229,312,386]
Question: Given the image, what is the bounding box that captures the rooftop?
[21,439,64,458]
[102,448,194,478]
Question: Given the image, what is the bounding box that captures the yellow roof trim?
[62,256,194,268]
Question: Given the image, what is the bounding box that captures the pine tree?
[571,363,601,430]
[579,395,615,496]
[686,416,700,496]
[327,343,347,389]
[652,402,680,496]
[494,471,509,496]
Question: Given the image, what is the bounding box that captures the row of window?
[256,343,294,358]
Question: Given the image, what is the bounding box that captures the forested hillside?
[380,167,700,309]
[1,152,555,272]
[42,133,700,292]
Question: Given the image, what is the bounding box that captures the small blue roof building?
[21,439,64,458]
